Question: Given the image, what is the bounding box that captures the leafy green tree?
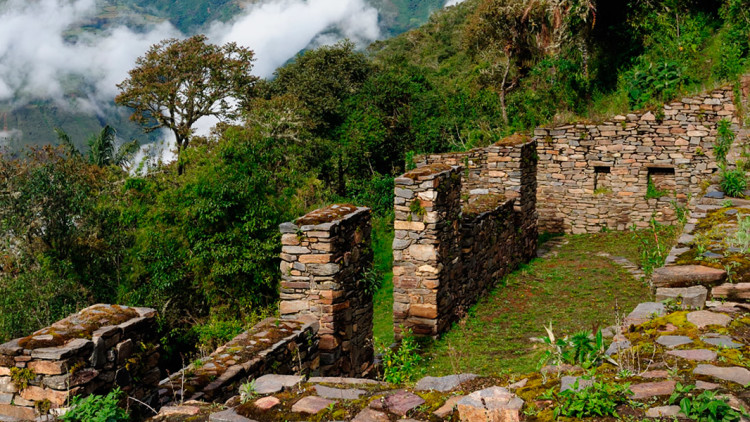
[115,35,257,174]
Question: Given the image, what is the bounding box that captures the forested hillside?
[1,0,749,365]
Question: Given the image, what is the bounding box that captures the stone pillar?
[279,204,373,377]
[392,164,462,340]
[0,305,159,421]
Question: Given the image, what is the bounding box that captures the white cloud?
[444,0,466,7]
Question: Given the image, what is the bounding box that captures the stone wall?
[534,86,739,234]
[393,138,538,340]
[0,304,159,421]
[158,318,318,405]
[279,204,374,377]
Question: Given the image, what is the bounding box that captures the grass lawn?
[369,223,680,377]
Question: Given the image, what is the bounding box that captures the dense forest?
[1,0,749,364]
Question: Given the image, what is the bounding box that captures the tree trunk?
[500,54,511,126]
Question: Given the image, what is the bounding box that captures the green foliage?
[730,213,750,253]
[239,379,257,404]
[554,382,633,419]
[669,383,749,422]
[61,388,129,422]
[538,325,609,369]
[715,120,736,166]
[646,176,670,199]
[631,218,675,275]
[720,168,747,197]
[380,330,424,384]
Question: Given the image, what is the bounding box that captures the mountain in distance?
[0,0,447,152]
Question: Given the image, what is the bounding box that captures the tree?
[115,35,257,174]
[55,126,140,169]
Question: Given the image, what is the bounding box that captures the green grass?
[372,216,395,348]
[366,228,678,377]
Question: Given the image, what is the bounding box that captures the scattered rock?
[291,396,335,414]
[508,379,528,390]
[314,385,366,400]
[701,334,743,349]
[641,370,669,379]
[158,406,202,417]
[457,387,523,422]
[667,349,717,361]
[434,395,464,418]
[712,283,750,301]
[307,377,385,385]
[253,375,303,394]
[352,408,390,422]
[624,303,665,326]
[656,335,693,348]
[655,286,707,308]
[695,381,719,390]
[646,406,682,418]
[209,409,256,422]
[705,191,725,199]
[687,310,732,328]
[694,364,750,386]
[652,266,727,288]
[254,396,280,410]
[382,390,425,416]
[415,374,477,392]
[560,376,593,392]
[629,381,676,399]
[606,340,631,356]
[702,251,723,259]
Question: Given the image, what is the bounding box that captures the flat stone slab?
[314,385,366,400]
[159,406,202,417]
[308,376,386,385]
[434,395,464,418]
[646,406,682,418]
[652,265,727,288]
[382,391,425,416]
[560,376,593,392]
[291,396,335,414]
[694,364,750,385]
[641,370,669,379]
[209,409,257,422]
[415,374,478,392]
[695,381,719,390]
[667,349,717,361]
[656,335,693,348]
[701,334,743,349]
[629,381,676,399]
[254,396,280,410]
[352,408,390,422]
[712,283,750,300]
[30,338,93,360]
[655,286,707,308]
[624,303,665,326]
[253,374,303,394]
[457,387,523,422]
[687,311,732,328]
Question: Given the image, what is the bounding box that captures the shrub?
[714,120,736,166]
[669,384,749,422]
[380,330,423,384]
[61,388,129,422]
[555,381,632,419]
[720,168,747,197]
[538,325,610,369]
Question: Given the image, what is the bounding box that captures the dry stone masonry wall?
[394,137,538,340]
[158,318,318,405]
[535,85,742,234]
[279,204,374,377]
[0,304,159,421]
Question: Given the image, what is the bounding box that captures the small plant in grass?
[669,383,749,422]
[380,329,423,384]
[720,167,747,197]
[239,379,257,404]
[671,199,689,225]
[553,381,632,419]
[61,388,129,422]
[730,213,750,253]
[537,324,611,369]
[631,218,671,275]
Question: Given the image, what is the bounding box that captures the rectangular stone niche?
[0,304,159,421]
[648,167,677,192]
[278,204,374,377]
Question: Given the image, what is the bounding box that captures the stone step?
[655,286,707,309]
[652,265,727,288]
[712,283,750,301]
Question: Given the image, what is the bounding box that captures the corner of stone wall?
[278,204,374,377]
[392,165,462,340]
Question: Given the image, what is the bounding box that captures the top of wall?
[295,204,360,226]
[0,304,155,355]
[400,163,454,180]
